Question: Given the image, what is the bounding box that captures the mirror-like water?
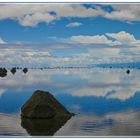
[0,68,140,136]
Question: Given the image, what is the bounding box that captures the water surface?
[0,68,140,136]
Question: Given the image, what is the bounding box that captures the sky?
[0,3,140,67]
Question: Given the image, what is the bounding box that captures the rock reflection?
[21,115,72,136]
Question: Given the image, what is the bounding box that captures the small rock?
[23,68,28,73]
[10,67,16,74]
[126,69,130,74]
[0,68,7,77]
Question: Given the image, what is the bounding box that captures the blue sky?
[0,4,140,67]
[1,14,140,44]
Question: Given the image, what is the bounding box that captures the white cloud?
[19,12,56,27]
[0,4,140,26]
[66,22,83,28]
[106,31,136,43]
[0,36,139,68]
[70,35,121,46]
[0,4,104,27]
[0,31,140,68]
[105,4,140,22]
[0,48,51,67]
[0,38,7,44]
[69,31,140,47]
[106,31,140,47]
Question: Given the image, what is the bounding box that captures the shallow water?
[0,68,140,136]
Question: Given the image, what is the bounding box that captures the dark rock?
[21,115,71,136]
[23,68,28,73]
[16,67,22,69]
[21,90,74,119]
[0,68,7,77]
[10,67,16,74]
[126,69,130,74]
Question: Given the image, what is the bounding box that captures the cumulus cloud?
[0,48,51,67]
[19,12,56,26]
[0,4,140,26]
[106,31,140,47]
[66,22,83,28]
[70,34,121,46]
[0,46,121,68]
[105,4,140,22]
[69,31,140,47]
[0,4,104,27]
[0,33,140,68]
[0,38,7,44]
[0,31,140,68]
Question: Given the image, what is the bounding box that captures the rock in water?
[0,68,7,77]
[23,68,28,73]
[126,69,130,74]
[21,90,73,119]
[10,67,16,74]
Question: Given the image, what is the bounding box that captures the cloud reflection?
[0,68,139,101]
[0,113,27,136]
[55,110,140,136]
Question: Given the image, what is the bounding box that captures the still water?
[0,68,140,136]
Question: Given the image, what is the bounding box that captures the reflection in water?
[0,73,7,78]
[0,68,139,101]
[21,116,72,136]
[0,68,140,136]
[1,110,140,136]
[55,111,140,136]
[0,113,27,136]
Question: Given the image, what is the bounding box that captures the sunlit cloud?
[66,22,83,28]
[69,31,140,47]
